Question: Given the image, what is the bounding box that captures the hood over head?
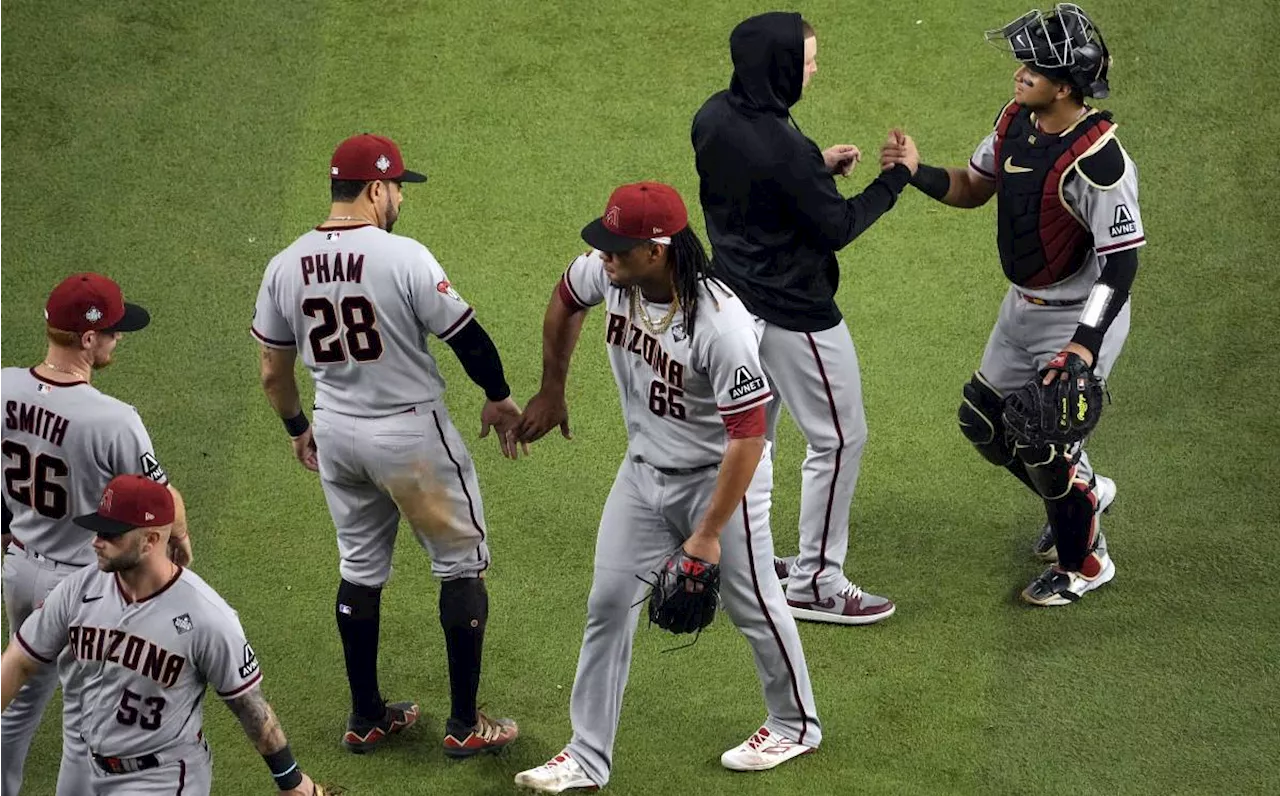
[729,11,806,113]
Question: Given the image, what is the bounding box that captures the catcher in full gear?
[884,3,1145,605]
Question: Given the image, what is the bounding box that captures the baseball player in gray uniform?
[251,133,518,756]
[513,183,820,792]
[896,3,1141,604]
[0,475,322,795]
[2,273,191,795]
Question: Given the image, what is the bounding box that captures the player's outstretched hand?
[167,532,193,567]
[823,144,861,177]
[280,773,324,795]
[290,427,319,472]
[480,397,528,460]
[879,128,920,175]
[515,390,572,445]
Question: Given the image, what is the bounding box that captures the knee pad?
[440,577,488,631]
[1016,443,1078,500]
[336,579,383,622]
[959,373,1014,466]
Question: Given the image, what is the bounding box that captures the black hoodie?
[692,12,911,332]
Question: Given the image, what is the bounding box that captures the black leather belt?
[652,462,719,476]
[1017,291,1085,307]
[92,752,160,775]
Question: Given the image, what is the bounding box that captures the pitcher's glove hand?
[1003,352,1106,446]
[646,549,720,635]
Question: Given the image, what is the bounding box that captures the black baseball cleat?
[343,700,420,753]
[773,555,796,586]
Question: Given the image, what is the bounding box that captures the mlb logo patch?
[37,383,51,394]
[172,613,194,634]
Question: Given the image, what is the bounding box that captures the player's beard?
[382,194,398,233]
[98,539,145,573]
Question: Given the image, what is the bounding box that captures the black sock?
[336,579,384,720]
[1047,486,1094,571]
[440,578,488,730]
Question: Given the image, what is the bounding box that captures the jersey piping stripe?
[218,671,263,699]
[561,271,589,310]
[804,332,841,603]
[430,411,487,545]
[437,307,476,342]
[26,367,87,388]
[14,630,53,664]
[250,327,296,348]
[116,567,184,606]
[741,497,812,745]
[1096,236,1145,254]
[969,159,996,181]
[717,391,773,415]
[175,759,186,795]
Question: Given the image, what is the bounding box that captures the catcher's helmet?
[986,3,1112,98]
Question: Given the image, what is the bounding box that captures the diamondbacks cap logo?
[172,613,193,634]
[729,366,765,400]
[101,488,114,512]
[85,306,103,323]
[1109,204,1136,237]
[604,205,621,231]
[375,154,391,173]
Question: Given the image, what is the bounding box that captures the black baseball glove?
[1003,352,1106,446]
[646,548,720,635]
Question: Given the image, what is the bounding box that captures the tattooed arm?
[225,688,318,794]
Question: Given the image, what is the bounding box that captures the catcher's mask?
[986,3,1111,99]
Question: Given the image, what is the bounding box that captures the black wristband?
[282,411,309,438]
[264,745,303,790]
[910,164,951,201]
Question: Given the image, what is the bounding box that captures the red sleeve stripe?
[718,391,773,415]
[561,271,588,309]
[217,671,263,699]
[15,631,53,665]
[969,160,996,180]
[1096,236,1145,254]
[250,327,295,348]
[437,307,476,341]
[723,405,767,438]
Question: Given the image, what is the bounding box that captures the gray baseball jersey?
[2,368,167,566]
[970,119,1146,303]
[251,223,475,417]
[559,251,773,469]
[16,564,261,759]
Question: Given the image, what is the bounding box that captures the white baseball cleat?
[720,725,815,772]
[1034,474,1117,562]
[514,750,598,793]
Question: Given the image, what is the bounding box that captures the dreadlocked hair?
[668,226,725,340]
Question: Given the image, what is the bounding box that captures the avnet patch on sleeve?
[140,452,167,483]
[730,366,765,401]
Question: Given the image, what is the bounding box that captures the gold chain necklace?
[41,360,90,381]
[629,285,680,335]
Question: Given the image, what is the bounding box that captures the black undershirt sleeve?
[1071,247,1139,359]
[910,164,952,201]
[444,319,511,402]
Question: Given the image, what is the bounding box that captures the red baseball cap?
[45,273,150,335]
[74,474,175,538]
[581,182,689,253]
[329,134,427,183]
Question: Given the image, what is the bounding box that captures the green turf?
[3,0,1278,794]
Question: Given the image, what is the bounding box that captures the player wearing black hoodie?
[692,12,917,626]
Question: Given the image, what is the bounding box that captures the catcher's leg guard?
[336,579,385,719]
[1046,476,1100,572]
[1015,442,1079,500]
[959,373,1015,466]
[440,578,488,728]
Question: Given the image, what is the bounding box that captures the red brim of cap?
[73,511,141,538]
[103,303,150,333]
[581,218,652,254]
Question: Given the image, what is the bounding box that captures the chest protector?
[993,103,1114,287]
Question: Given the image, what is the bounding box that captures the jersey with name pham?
[970,120,1145,303]
[16,565,261,759]
[559,251,772,469]
[251,224,475,417]
[1,368,167,566]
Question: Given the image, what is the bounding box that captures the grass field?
[3,1,1279,794]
